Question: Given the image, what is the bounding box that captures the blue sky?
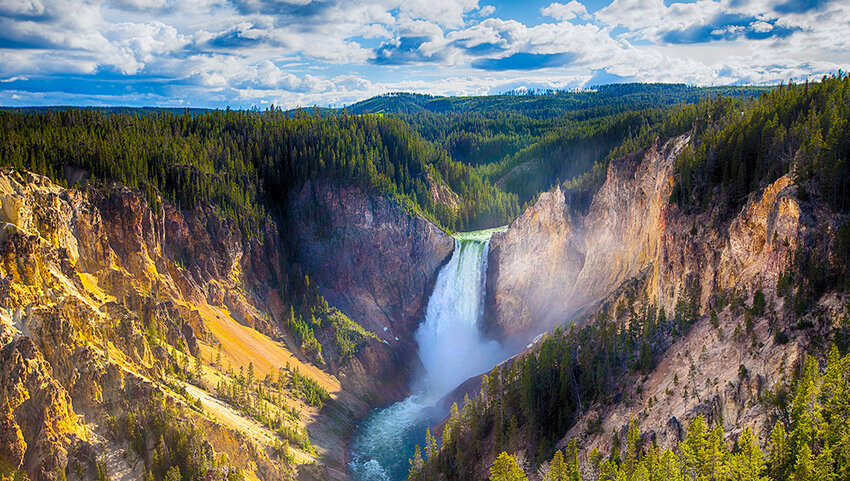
[0,0,847,108]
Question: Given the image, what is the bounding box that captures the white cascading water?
[349,228,506,481]
[415,230,506,395]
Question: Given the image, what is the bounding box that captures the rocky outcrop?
[559,283,846,457]
[290,180,453,338]
[485,137,687,346]
[484,133,832,348]
[289,180,453,375]
[0,337,81,480]
[0,169,298,479]
[574,166,842,454]
[649,173,813,316]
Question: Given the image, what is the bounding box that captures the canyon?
[0,122,847,481]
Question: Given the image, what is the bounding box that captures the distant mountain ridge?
[1,83,771,120]
[0,106,216,116]
[345,84,772,118]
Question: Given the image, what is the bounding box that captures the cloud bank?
[0,0,847,107]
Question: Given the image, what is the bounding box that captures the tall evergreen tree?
[490,452,528,481]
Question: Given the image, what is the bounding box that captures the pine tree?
[408,444,424,481]
[625,420,641,476]
[681,415,709,479]
[790,357,818,453]
[547,450,566,481]
[607,430,622,468]
[194,354,203,383]
[164,465,181,481]
[660,449,685,481]
[814,446,836,481]
[490,452,528,481]
[730,427,767,481]
[424,428,436,459]
[768,421,791,480]
[596,458,619,481]
[706,424,730,479]
[638,444,661,480]
[443,402,460,446]
[791,443,814,480]
[565,439,580,481]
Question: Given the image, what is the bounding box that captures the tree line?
[671,73,850,216]
[0,107,519,233]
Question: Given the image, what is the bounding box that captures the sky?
[0,0,847,108]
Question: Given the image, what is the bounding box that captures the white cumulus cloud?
[541,1,588,21]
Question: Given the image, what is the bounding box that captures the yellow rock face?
[0,169,445,480]
[0,170,321,480]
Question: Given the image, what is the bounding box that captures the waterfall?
[414,230,505,396]
[349,228,506,481]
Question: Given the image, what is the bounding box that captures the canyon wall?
[0,170,451,480]
[289,180,453,346]
[1,169,291,480]
[287,179,454,406]
[485,136,688,346]
[560,168,844,457]
[480,133,845,462]
[485,134,830,346]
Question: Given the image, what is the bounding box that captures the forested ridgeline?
[0,81,795,239]
[363,84,771,209]
[401,75,850,216]
[400,108,667,207]
[523,72,850,219]
[671,73,850,216]
[347,84,772,118]
[507,73,850,216]
[0,108,519,233]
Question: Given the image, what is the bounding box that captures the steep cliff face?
[288,180,453,394]
[485,133,832,348]
[481,133,846,460]
[650,173,813,316]
[0,169,307,479]
[558,172,845,455]
[0,337,81,481]
[0,169,451,480]
[565,168,844,456]
[485,136,688,345]
[290,180,453,339]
